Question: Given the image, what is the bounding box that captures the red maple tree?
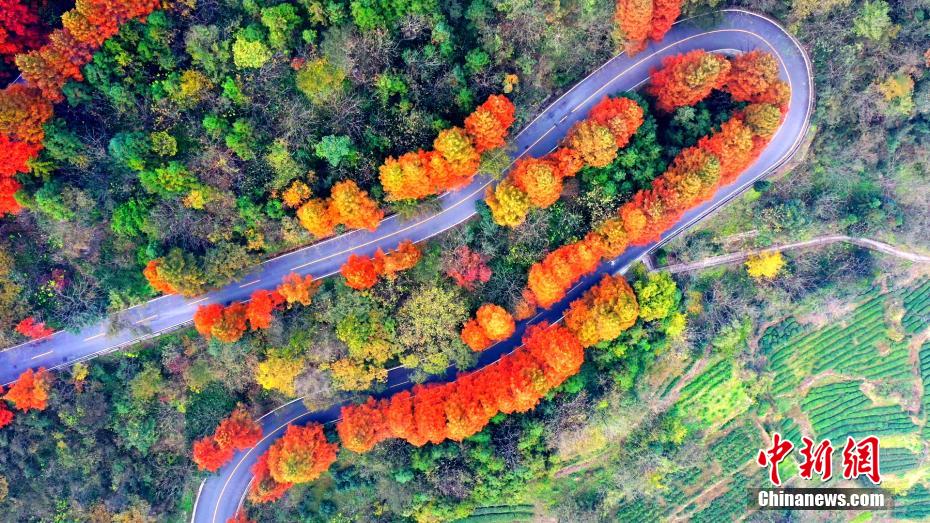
[246,289,284,330]
[4,368,50,411]
[14,317,54,339]
[341,254,379,290]
[192,436,235,472]
[214,408,263,451]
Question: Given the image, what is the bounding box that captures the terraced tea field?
[609,277,930,521]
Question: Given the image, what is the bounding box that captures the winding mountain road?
[186,9,814,523]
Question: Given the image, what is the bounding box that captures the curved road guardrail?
[190,9,813,523]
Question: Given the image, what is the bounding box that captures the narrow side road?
[657,235,930,274]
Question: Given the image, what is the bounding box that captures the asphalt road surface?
[1,8,813,522]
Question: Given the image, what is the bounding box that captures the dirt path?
[656,235,930,274]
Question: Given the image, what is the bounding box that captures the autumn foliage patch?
[0,0,160,216]
[614,0,682,55]
[487,96,644,227]
[0,85,53,215]
[0,369,53,430]
[192,408,263,472]
[246,423,337,502]
[518,51,789,312]
[4,368,50,412]
[380,95,515,201]
[338,321,583,451]
[247,453,293,503]
[17,0,161,103]
[296,180,384,239]
[460,304,516,351]
[0,0,47,77]
[339,240,422,290]
[193,272,320,343]
[14,316,54,339]
[647,50,732,112]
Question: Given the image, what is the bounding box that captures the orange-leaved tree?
[567,120,617,168]
[614,0,682,55]
[724,50,784,107]
[0,176,21,216]
[522,322,585,386]
[212,303,248,343]
[0,133,42,178]
[460,319,492,351]
[142,259,178,295]
[0,84,54,144]
[328,180,384,232]
[248,453,293,503]
[265,423,339,484]
[464,94,516,153]
[373,240,421,279]
[14,317,54,339]
[460,303,516,351]
[381,95,514,201]
[649,0,682,42]
[214,408,263,450]
[615,0,652,55]
[4,368,50,411]
[192,436,234,472]
[647,50,731,112]
[743,103,783,140]
[0,85,54,215]
[296,198,336,239]
[432,127,481,187]
[588,96,645,148]
[246,289,284,330]
[339,322,587,452]
[564,274,639,347]
[341,254,379,290]
[296,180,382,238]
[194,302,249,343]
[276,272,321,306]
[336,397,389,453]
[193,304,224,337]
[485,179,532,227]
[379,150,438,201]
[227,511,256,523]
[341,240,422,290]
[509,157,564,209]
[697,116,755,183]
[0,392,13,429]
[526,235,606,309]
[0,133,41,214]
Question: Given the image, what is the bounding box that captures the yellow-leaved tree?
[745,251,785,280]
[256,352,304,396]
